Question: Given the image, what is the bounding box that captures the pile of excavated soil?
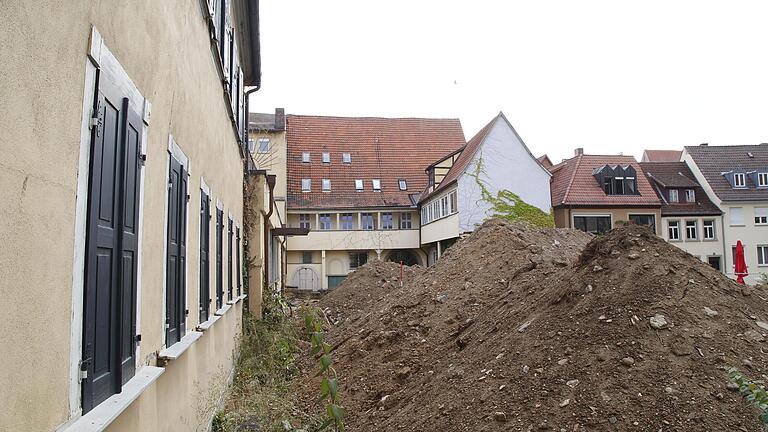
[295,220,768,431]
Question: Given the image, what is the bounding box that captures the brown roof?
[642,149,682,162]
[550,154,661,207]
[286,115,466,209]
[537,154,553,169]
[685,144,768,202]
[639,162,721,216]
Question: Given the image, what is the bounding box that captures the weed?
[728,367,768,428]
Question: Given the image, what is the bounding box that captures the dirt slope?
[299,220,768,431]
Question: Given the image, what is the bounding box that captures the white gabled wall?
[456,117,552,233]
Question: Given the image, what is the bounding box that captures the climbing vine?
[469,156,555,228]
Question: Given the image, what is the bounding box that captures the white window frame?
[372,179,381,191]
[301,179,311,192]
[322,152,330,164]
[361,213,374,230]
[355,179,363,191]
[758,245,768,266]
[668,220,680,241]
[400,212,412,229]
[759,172,768,187]
[340,213,354,230]
[342,153,351,164]
[668,189,679,203]
[322,179,331,192]
[734,173,746,188]
[247,138,256,154]
[381,212,394,230]
[755,207,768,225]
[298,214,311,229]
[685,220,698,240]
[302,152,310,163]
[399,179,407,191]
[685,189,695,202]
[257,138,270,153]
[319,214,332,230]
[703,219,715,240]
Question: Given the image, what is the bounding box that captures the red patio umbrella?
[734,240,748,285]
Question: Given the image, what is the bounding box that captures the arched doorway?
[387,250,421,266]
[292,266,320,291]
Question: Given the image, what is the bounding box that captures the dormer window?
[372,179,381,191]
[342,153,352,164]
[302,152,311,163]
[685,189,695,202]
[759,172,768,187]
[322,152,330,164]
[734,173,746,188]
[355,179,363,191]
[669,189,679,203]
[594,165,638,195]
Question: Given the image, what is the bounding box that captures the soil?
[293,219,768,431]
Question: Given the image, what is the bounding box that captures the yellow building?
[1,1,260,430]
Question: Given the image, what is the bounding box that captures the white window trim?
[668,189,679,203]
[302,152,311,163]
[257,138,270,153]
[685,189,695,202]
[734,173,746,188]
[399,179,407,190]
[702,220,716,240]
[759,172,768,187]
[355,179,364,191]
[158,331,203,361]
[758,245,768,267]
[667,220,681,242]
[322,152,331,163]
[372,179,381,191]
[342,153,351,163]
[301,179,311,192]
[69,26,151,421]
[685,220,698,241]
[322,179,331,192]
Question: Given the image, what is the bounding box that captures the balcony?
[286,228,420,251]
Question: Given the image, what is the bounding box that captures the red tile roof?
[286,115,466,209]
[550,154,661,207]
[642,149,682,162]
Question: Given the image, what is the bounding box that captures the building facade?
[683,144,768,283]
[550,150,662,234]
[419,113,552,264]
[284,115,466,290]
[1,1,259,430]
[640,161,724,270]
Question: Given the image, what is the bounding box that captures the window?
[441,196,448,217]
[685,189,695,202]
[703,220,715,240]
[216,208,224,311]
[381,212,394,229]
[258,138,270,153]
[731,207,744,225]
[668,189,679,203]
[349,252,368,269]
[685,220,697,240]
[734,173,746,188]
[302,152,311,163]
[573,215,611,234]
[342,153,351,164]
[732,245,747,268]
[399,179,408,190]
[756,208,768,225]
[236,225,241,296]
[340,213,354,230]
[759,172,768,187]
[625,177,636,194]
[355,179,363,191]
[199,190,211,323]
[668,220,680,240]
[759,246,768,266]
[400,212,412,229]
[322,179,331,192]
[319,214,332,230]
[450,191,458,213]
[322,152,330,164]
[629,214,656,233]
[613,177,625,195]
[299,214,311,229]
[302,251,313,264]
[247,139,256,154]
[372,179,381,191]
[361,213,374,230]
[301,179,311,192]
[166,155,189,347]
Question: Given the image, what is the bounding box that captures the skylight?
[398,179,407,190]
[322,179,331,191]
[372,179,381,191]
[355,179,363,191]
[301,179,311,192]
[322,152,330,163]
[302,152,310,163]
[342,153,351,164]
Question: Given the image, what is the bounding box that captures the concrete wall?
[457,117,552,233]
[1,1,246,430]
[554,207,662,236]
[421,213,460,244]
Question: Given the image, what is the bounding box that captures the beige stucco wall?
[421,213,460,244]
[721,203,768,283]
[287,226,420,251]
[661,216,725,265]
[1,1,247,430]
[554,207,662,235]
[249,129,287,221]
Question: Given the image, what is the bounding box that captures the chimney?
[700,143,708,146]
[574,148,584,156]
[275,108,285,131]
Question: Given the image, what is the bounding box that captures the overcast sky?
[252,1,768,163]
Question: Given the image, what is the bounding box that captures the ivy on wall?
[469,156,555,228]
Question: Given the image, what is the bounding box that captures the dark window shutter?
[199,191,211,323]
[236,226,241,296]
[216,208,224,309]
[227,217,233,301]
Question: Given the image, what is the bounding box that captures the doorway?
[708,256,721,271]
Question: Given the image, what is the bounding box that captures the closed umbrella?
[734,240,748,285]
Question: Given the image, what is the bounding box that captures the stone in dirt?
[650,314,669,329]
[492,412,508,422]
[703,307,719,318]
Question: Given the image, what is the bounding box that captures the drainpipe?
[242,85,261,153]
[263,174,276,291]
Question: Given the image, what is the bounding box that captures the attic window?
[594,165,638,196]
[342,153,351,164]
[398,179,407,191]
[322,152,330,164]
[322,179,331,192]
[301,179,311,192]
[372,179,381,191]
[685,189,695,202]
[302,152,310,163]
[759,172,768,187]
[734,173,746,188]
[355,179,363,191]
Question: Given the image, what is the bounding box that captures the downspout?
[263,174,276,291]
[242,85,261,154]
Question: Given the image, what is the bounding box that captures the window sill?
[215,304,232,316]
[235,294,247,303]
[227,298,237,305]
[197,315,221,331]
[158,331,203,361]
[731,224,746,227]
[61,366,164,432]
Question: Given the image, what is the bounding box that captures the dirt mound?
[297,220,768,431]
